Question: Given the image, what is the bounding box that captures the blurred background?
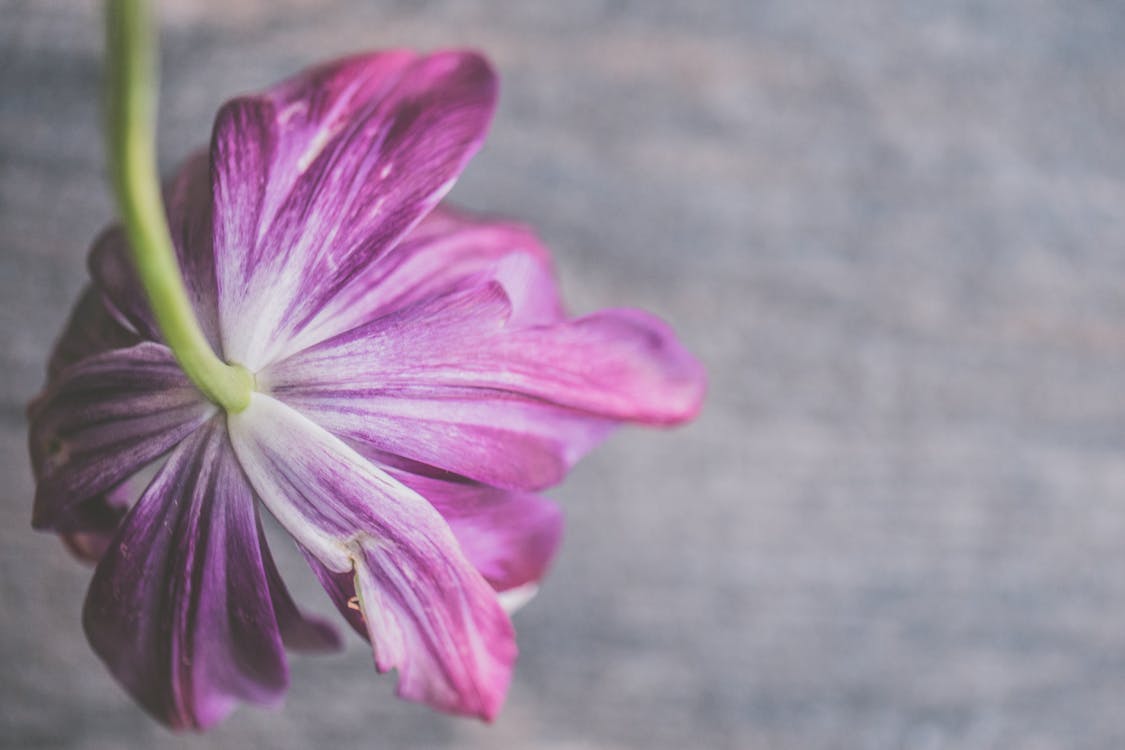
[5,1,1125,748]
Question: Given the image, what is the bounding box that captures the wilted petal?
[228,394,516,720]
[279,205,564,358]
[29,342,215,532]
[263,283,702,489]
[87,152,221,350]
[211,51,498,369]
[84,420,289,729]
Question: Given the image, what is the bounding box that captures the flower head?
[29,50,704,729]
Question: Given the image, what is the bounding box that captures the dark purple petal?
[279,205,564,357]
[84,420,290,729]
[391,470,563,595]
[29,342,215,532]
[301,550,368,640]
[228,394,516,720]
[40,289,145,563]
[258,520,342,653]
[87,152,221,351]
[58,482,132,564]
[263,283,703,489]
[46,286,141,379]
[210,51,498,369]
[44,154,218,558]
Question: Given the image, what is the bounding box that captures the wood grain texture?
[5,1,1125,748]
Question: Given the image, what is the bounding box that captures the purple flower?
[28,50,704,729]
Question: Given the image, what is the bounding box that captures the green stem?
[105,0,252,412]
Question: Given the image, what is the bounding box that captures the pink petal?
[279,205,564,358]
[279,385,613,491]
[84,420,289,729]
[262,283,703,489]
[210,51,498,369]
[28,342,215,532]
[228,394,516,720]
[390,470,564,595]
[351,534,514,720]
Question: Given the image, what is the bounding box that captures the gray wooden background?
[5,1,1125,748]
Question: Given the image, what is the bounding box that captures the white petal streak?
[227,393,356,571]
[497,583,539,614]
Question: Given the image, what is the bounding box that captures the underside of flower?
[28,27,705,731]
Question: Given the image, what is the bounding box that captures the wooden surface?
[5,1,1125,748]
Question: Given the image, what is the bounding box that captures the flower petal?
[278,205,564,358]
[263,283,703,488]
[390,470,563,595]
[29,342,215,532]
[87,151,221,351]
[39,290,146,562]
[351,535,514,720]
[228,394,516,720]
[210,51,498,369]
[83,419,289,729]
[281,386,613,491]
[301,550,368,640]
[57,482,132,564]
[258,520,343,653]
[46,286,140,379]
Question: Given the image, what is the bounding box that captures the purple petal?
[38,291,144,562]
[84,420,289,729]
[29,342,215,532]
[279,385,613,491]
[43,155,217,559]
[228,394,516,720]
[262,283,703,489]
[87,152,221,351]
[210,51,498,369]
[279,205,564,358]
[351,534,514,720]
[302,550,369,640]
[58,482,132,564]
[390,470,563,595]
[258,520,343,653]
[46,286,140,379]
